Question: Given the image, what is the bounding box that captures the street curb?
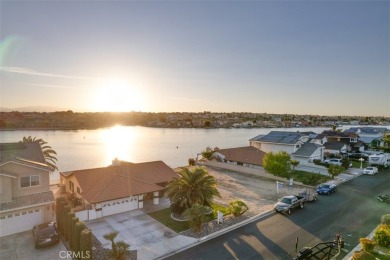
[156,210,275,260]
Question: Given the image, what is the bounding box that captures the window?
[77,187,81,194]
[69,181,74,192]
[20,175,40,188]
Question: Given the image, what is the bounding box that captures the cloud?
[0,66,104,81]
[22,83,81,89]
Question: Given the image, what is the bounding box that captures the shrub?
[228,200,249,217]
[70,217,79,251]
[351,250,376,260]
[80,229,92,259]
[359,238,376,253]
[188,158,196,166]
[381,214,390,226]
[374,224,390,247]
[73,222,86,254]
[63,206,71,240]
[67,212,75,242]
[56,197,66,231]
[170,201,186,215]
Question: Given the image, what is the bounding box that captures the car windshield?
[38,226,56,237]
[366,167,373,170]
[320,185,330,189]
[280,198,292,204]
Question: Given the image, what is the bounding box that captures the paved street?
[166,171,390,260]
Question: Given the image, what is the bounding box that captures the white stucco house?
[323,142,348,156]
[0,142,55,237]
[60,159,178,221]
[291,142,325,165]
[249,131,315,155]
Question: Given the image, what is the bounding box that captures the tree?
[263,151,291,177]
[201,146,214,160]
[228,200,249,217]
[103,230,119,257]
[103,231,131,260]
[290,160,300,171]
[328,164,344,179]
[183,204,209,232]
[20,136,58,171]
[165,167,221,213]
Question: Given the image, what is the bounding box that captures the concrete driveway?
[86,209,197,260]
[0,230,66,260]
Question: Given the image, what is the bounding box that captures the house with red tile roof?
[212,146,266,168]
[0,142,55,237]
[59,159,178,221]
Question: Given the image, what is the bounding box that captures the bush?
[188,158,196,166]
[313,159,330,168]
[360,238,376,253]
[374,224,390,247]
[228,200,249,217]
[352,250,376,260]
[73,222,87,254]
[381,214,390,226]
[170,201,186,215]
[80,229,92,259]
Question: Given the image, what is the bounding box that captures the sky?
[0,1,389,116]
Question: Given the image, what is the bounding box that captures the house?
[344,127,389,147]
[59,159,178,221]
[310,134,328,145]
[212,146,266,168]
[321,130,359,145]
[0,142,55,237]
[249,131,314,155]
[323,142,348,156]
[291,143,324,165]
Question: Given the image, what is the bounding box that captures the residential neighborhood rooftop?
[215,146,266,166]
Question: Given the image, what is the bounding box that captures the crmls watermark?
[59,251,91,259]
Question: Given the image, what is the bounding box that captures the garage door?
[0,208,43,237]
[102,197,138,217]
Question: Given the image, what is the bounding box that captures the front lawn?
[148,203,229,233]
[350,161,369,169]
[286,170,332,186]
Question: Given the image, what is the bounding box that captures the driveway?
[86,209,197,260]
[0,230,66,260]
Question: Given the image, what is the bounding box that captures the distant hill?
[0,106,68,112]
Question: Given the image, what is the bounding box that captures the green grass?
[148,203,229,233]
[351,161,369,169]
[287,170,332,186]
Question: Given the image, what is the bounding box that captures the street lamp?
[359,158,364,169]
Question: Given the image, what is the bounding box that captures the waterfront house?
[323,142,348,156]
[59,159,178,221]
[0,142,55,237]
[291,142,325,165]
[344,127,389,147]
[321,130,359,145]
[212,146,267,168]
[249,131,314,155]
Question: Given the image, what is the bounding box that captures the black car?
[32,222,60,249]
[348,153,369,160]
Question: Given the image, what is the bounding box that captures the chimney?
[112,158,120,166]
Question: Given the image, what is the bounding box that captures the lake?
[0,125,336,181]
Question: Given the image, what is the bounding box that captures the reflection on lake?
[0,126,331,181]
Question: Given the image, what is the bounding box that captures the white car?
[324,159,342,166]
[363,166,378,175]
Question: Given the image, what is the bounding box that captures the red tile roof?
[61,161,178,204]
[215,146,266,166]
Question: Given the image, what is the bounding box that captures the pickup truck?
[274,195,305,215]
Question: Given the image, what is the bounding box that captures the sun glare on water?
[101,125,135,164]
[92,80,145,112]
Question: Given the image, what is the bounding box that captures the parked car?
[348,153,369,160]
[274,195,305,215]
[32,222,60,249]
[323,159,342,166]
[316,183,337,195]
[363,166,378,175]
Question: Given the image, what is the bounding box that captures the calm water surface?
[0,126,330,181]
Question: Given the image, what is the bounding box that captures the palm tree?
[115,240,131,260]
[183,204,209,232]
[21,136,58,171]
[165,167,221,213]
[103,230,119,257]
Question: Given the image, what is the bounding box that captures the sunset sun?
[92,80,145,112]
